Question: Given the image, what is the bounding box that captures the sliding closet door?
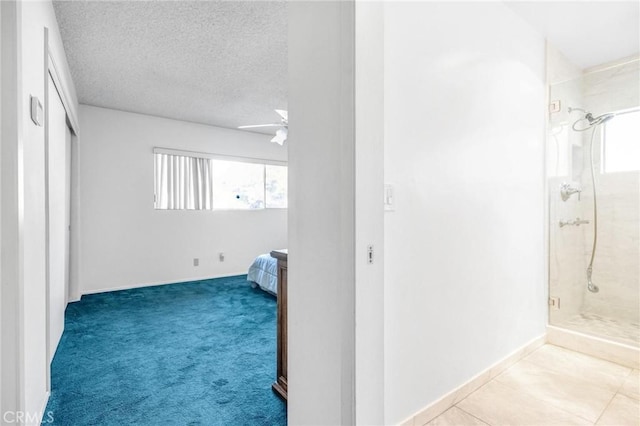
[65,121,71,303]
[47,74,71,363]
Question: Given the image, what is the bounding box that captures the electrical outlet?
[193,258,199,267]
[219,252,225,262]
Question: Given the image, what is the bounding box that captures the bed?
[247,253,278,295]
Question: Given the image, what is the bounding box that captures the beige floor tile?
[426,407,488,426]
[596,394,640,426]
[619,370,640,401]
[524,344,631,392]
[495,358,618,422]
[452,370,492,404]
[457,380,591,425]
[413,393,459,426]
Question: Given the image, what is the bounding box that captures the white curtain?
[154,153,213,210]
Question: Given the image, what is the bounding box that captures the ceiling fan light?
[271,128,287,145]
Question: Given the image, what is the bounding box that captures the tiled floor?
[427,345,640,426]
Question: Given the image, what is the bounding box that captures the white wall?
[0,0,5,413]
[23,1,77,422]
[0,0,3,410]
[288,1,356,424]
[354,2,385,424]
[0,1,23,419]
[21,1,49,419]
[1,0,78,422]
[383,2,547,423]
[76,105,287,295]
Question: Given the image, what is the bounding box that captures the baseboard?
[547,325,639,369]
[399,335,546,426]
[67,293,81,303]
[78,272,248,297]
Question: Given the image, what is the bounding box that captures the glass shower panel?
[547,57,640,347]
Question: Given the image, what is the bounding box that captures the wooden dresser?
[270,249,288,401]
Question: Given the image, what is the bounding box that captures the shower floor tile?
[426,344,639,426]
[556,313,640,347]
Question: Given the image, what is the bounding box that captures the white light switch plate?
[384,184,395,212]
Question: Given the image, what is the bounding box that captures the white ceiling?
[506,1,640,69]
[53,0,287,134]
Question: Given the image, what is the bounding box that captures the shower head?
[594,113,615,124]
[572,110,617,131]
[587,112,616,125]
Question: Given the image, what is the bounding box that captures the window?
[266,165,288,208]
[154,150,287,210]
[211,159,265,210]
[603,110,640,173]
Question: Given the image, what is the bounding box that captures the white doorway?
[47,72,71,363]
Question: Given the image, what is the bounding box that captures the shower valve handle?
[560,183,582,202]
[559,218,590,228]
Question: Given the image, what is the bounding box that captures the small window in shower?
[603,110,640,173]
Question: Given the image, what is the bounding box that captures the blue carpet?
[44,275,286,426]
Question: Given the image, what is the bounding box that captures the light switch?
[384,184,395,212]
[549,100,561,114]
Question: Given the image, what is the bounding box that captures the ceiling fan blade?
[275,109,288,121]
[237,123,282,129]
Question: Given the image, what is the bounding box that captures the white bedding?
[247,254,278,295]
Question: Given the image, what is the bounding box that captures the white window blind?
[154,153,213,210]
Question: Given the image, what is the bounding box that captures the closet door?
[47,74,71,363]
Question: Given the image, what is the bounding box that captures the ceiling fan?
[238,109,288,145]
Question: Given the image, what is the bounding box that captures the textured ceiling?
[53,0,287,134]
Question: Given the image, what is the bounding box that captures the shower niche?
[547,51,640,348]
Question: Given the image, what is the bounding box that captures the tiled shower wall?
[547,46,639,345]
